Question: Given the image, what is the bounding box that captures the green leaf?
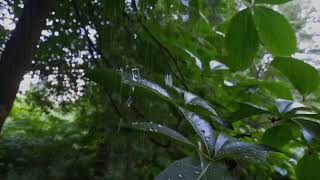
[294,119,320,141]
[253,6,296,56]
[215,133,230,156]
[216,138,273,165]
[179,107,215,156]
[262,81,293,100]
[183,91,230,128]
[130,122,194,146]
[183,91,218,116]
[296,154,320,180]
[184,49,203,69]
[275,99,307,114]
[225,8,259,71]
[209,60,229,72]
[155,157,233,180]
[156,157,202,180]
[271,57,320,95]
[173,87,231,128]
[255,0,292,4]
[132,78,172,101]
[262,123,301,149]
[230,103,270,121]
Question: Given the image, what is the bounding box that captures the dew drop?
[132,68,140,81]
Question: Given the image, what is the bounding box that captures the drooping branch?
[0,0,55,130]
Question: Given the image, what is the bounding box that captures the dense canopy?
[0,0,320,179]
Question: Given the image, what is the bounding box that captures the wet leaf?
[209,60,229,72]
[156,157,233,180]
[275,99,307,114]
[179,107,215,155]
[215,133,230,156]
[216,140,273,165]
[130,122,194,146]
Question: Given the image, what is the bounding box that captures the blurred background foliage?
[0,0,320,179]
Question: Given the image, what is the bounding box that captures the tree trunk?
[0,0,54,130]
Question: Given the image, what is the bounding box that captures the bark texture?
[0,0,54,130]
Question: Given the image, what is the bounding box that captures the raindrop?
[200,130,205,134]
[127,96,132,107]
[132,68,140,81]
[150,127,155,131]
[194,171,199,174]
[165,74,172,87]
[205,137,210,141]
[178,174,183,178]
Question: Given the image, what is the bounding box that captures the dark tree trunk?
[0,0,54,130]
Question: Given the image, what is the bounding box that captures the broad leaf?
[275,99,307,114]
[130,122,194,146]
[155,157,203,180]
[271,57,320,95]
[183,92,218,116]
[174,88,230,128]
[215,133,230,156]
[262,81,293,100]
[225,8,259,71]
[296,154,320,180]
[209,60,229,72]
[216,140,273,165]
[179,107,215,155]
[253,6,296,56]
[155,157,233,180]
[294,119,320,141]
[262,123,301,149]
[295,110,320,120]
[131,78,172,100]
[231,103,270,121]
[255,0,292,4]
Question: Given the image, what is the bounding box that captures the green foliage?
[253,6,297,56]
[296,154,320,180]
[262,123,301,149]
[1,0,320,179]
[271,57,320,95]
[130,122,194,146]
[225,8,259,71]
[255,0,293,5]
